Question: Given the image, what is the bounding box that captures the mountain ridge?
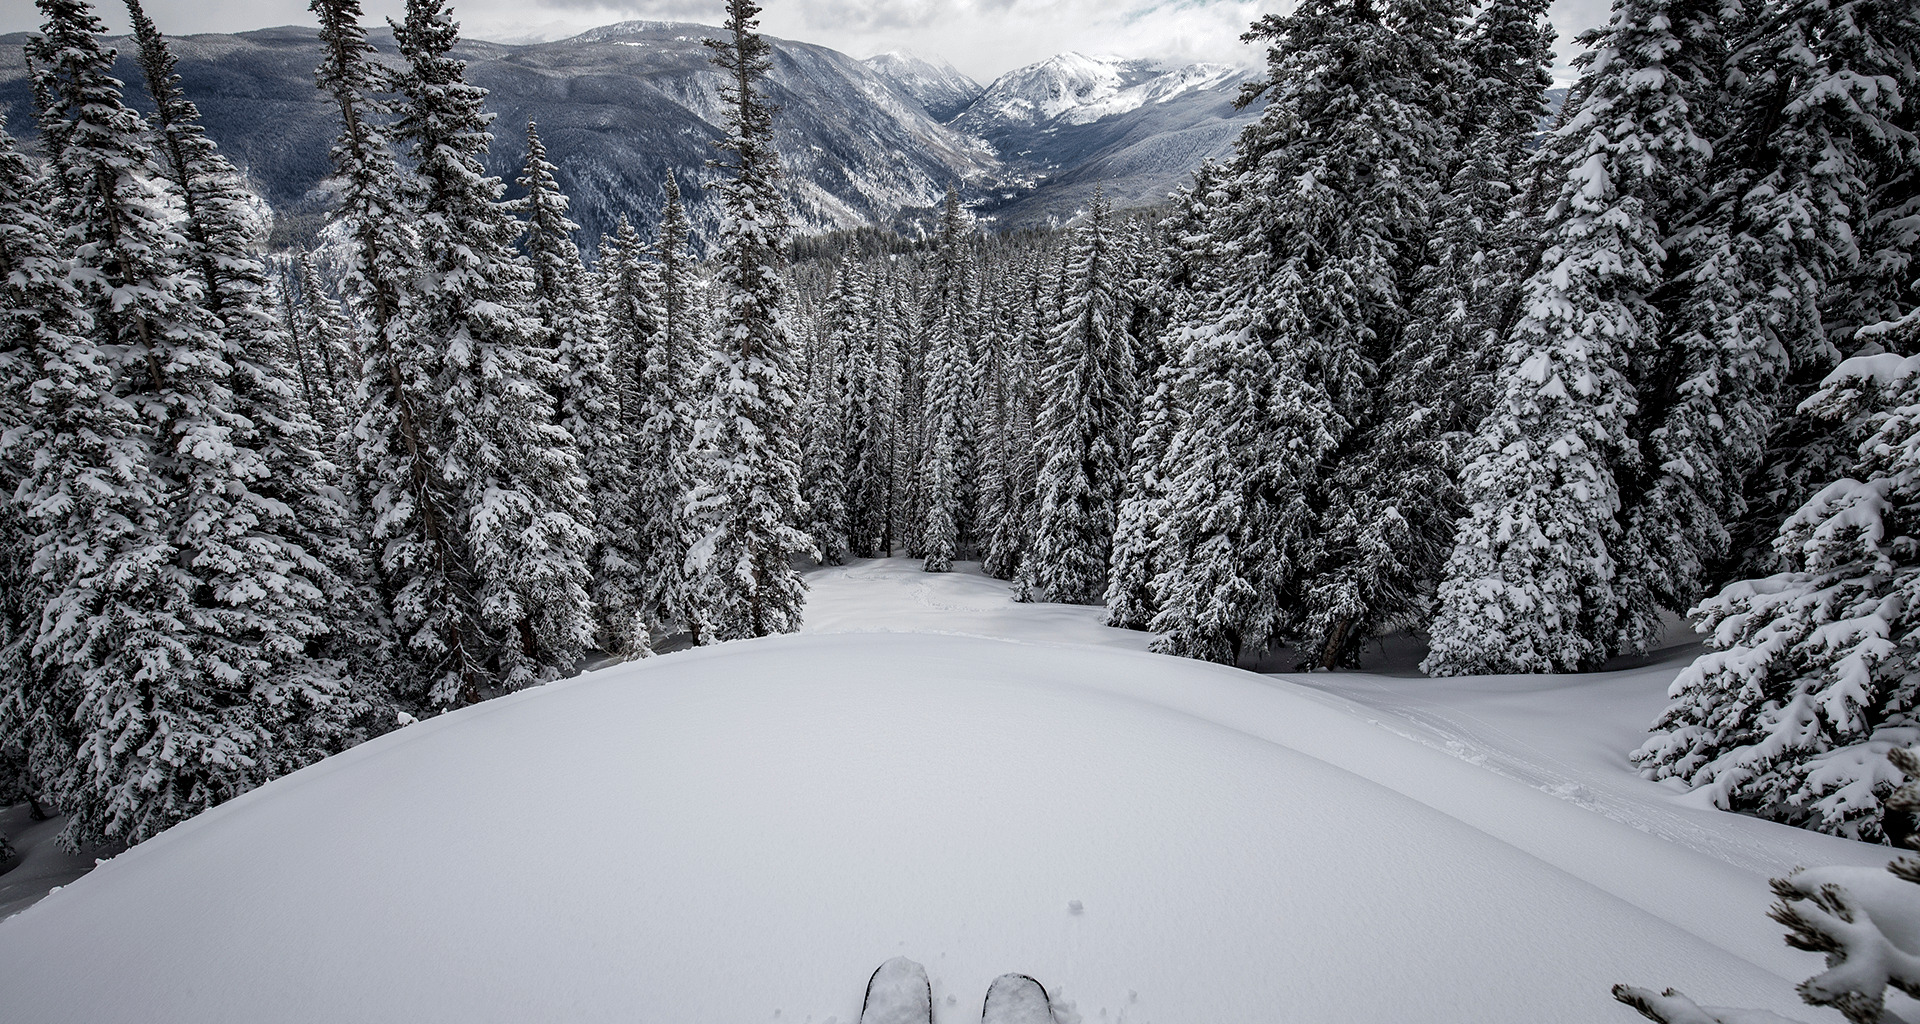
[0,22,1259,239]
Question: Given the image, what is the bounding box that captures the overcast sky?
[3,0,1614,83]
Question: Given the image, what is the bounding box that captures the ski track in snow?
[808,558,1888,883]
[1281,672,1802,876]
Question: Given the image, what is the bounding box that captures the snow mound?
[0,628,1824,1023]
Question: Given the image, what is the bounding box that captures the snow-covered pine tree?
[917,185,977,573]
[1011,250,1051,577]
[311,0,473,708]
[292,249,359,438]
[1588,0,1755,658]
[1032,189,1135,604]
[802,253,874,566]
[1150,0,1449,665]
[390,0,594,693]
[800,283,850,566]
[1630,0,1920,826]
[835,251,890,559]
[514,120,644,656]
[1631,348,1920,841]
[919,322,964,573]
[1424,0,1726,675]
[1107,166,1224,630]
[1384,0,1553,560]
[614,185,699,639]
[1722,0,1920,582]
[1281,0,1466,669]
[887,263,928,557]
[0,117,86,854]
[127,0,387,712]
[979,279,1030,580]
[1387,0,1554,450]
[684,0,812,639]
[28,0,364,846]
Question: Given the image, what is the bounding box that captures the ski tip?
[859,956,933,1024]
[982,972,1053,1024]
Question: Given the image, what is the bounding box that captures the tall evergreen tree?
[887,265,929,557]
[128,0,386,700]
[800,324,850,565]
[918,310,966,573]
[28,0,363,847]
[390,0,595,693]
[311,0,463,705]
[1107,167,1224,629]
[684,0,812,639]
[1722,0,1920,582]
[1632,0,1920,841]
[1337,0,1554,658]
[917,186,976,572]
[1425,0,1726,674]
[1149,0,1455,664]
[0,117,91,854]
[616,185,699,638]
[979,277,1031,580]
[1032,191,1135,604]
[514,121,642,655]
[835,252,890,559]
[291,249,359,439]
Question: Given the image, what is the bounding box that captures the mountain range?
[0,21,1262,245]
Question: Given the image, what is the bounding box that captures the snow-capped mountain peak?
[961,52,1243,129]
[561,20,702,44]
[861,50,983,122]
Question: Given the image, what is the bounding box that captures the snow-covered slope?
[862,50,982,122]
[949,54,1259,226]
[0,559,1898,1023]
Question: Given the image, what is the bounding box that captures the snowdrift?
[0,622,1847,1023]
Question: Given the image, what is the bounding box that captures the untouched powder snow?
[0,558,1904,1022]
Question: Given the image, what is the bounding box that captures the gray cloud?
[2,0,1614,84]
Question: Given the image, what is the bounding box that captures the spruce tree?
[515,121,644,655]
[800,326,850,566]
[684,0,812,639]
[292,249,359,439]
[835,252,890,559]
[1634,0,1920,834]
[128,0,386,703]
[1722,0,1920,582]
[1425,0,1726,675]
[0,118,87,852]
[390,0,595,692]
[28,0,363,846]
[1149,0,1454,664]
[917,186,976,572]
[613,190,696,638]
[1290,0,1468,668]
[1107,169,1223,629]
[311,0,467,706]
[919,312,966,573]
[1032,190,1135,604]
[889,266,930,558]
[979,280,1031,580]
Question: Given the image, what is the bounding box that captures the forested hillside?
[1,0,1918,901]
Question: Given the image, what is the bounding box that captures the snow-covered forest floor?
[0,559,1904,1022]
